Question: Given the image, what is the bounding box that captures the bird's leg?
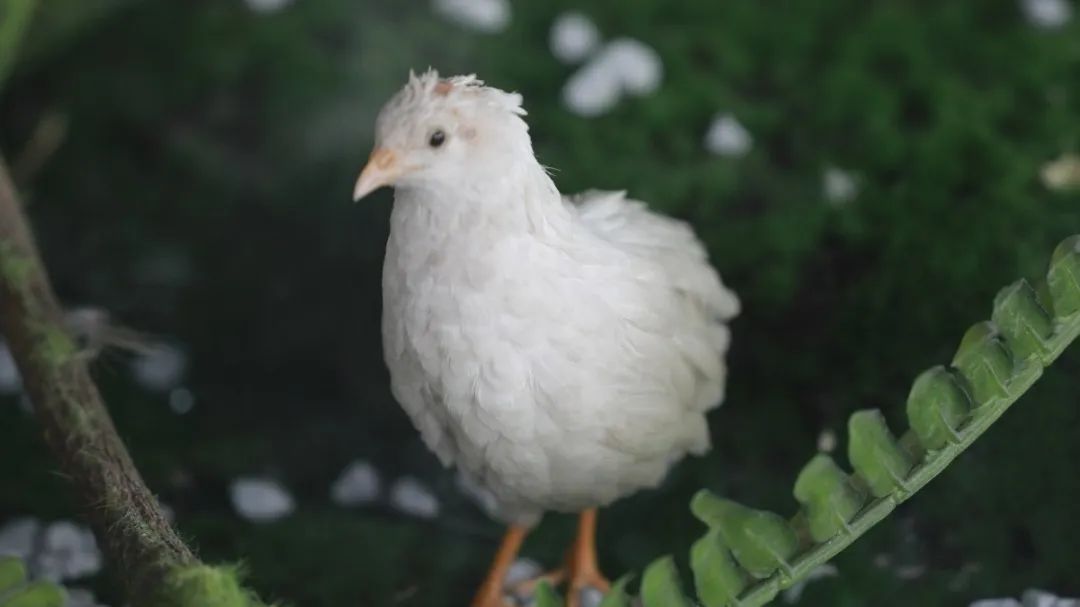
[565,508,611,607]
[471,524,529,607]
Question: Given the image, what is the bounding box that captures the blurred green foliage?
[1,0,1079,605]
[0,557,65,607]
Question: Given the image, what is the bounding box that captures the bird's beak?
[353,147,402,201]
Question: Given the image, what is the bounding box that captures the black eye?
[428,129,446,148]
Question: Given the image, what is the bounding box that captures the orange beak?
[353,147,402,201]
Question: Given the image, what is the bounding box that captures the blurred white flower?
[389,476,440,519]
[330,460,381,507]
[168,387,195,415]
[131,344,186,391]
[230,477,295,522]
[562,38,664,117]
[1022,589,1080,607]
[563,60,623,117]
[550,12,600,64]
[704,113,753,157]
[37,521,102,582]
[816,428,837,453]
[432,0,510,33]
[503,557,542,586]
[0,517,40,560]
[823,167,859,206]
[578,587,604,607]
[0,340,21,395]
[601,38,663,96]
[782,564,837,603]
[1041,153,1080,191]
[244,0,294,13]
[971,592,1080,607]
[1020,0,1072,28]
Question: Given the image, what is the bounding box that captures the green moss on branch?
[0,157,270,606]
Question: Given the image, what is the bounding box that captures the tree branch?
[0,158,264,606]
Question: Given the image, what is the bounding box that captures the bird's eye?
[428,129,447,148]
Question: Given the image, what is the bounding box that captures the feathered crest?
[396,68,527,117]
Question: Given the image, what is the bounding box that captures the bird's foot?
[507,568,565,599]
[565,566,610,607]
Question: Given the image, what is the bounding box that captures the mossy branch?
[0,158,270,607]
[536,235,1080,607]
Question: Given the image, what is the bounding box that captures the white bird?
[353,70,739,607]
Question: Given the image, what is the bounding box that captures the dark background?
[2,1,1080,605]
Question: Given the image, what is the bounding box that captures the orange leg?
[471,525,529,607]
[565,509,611,607]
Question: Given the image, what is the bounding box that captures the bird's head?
[353,70,531,201]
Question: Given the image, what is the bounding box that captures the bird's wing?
[563,188,740,455]
[566,189,740,322]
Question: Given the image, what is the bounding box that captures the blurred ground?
[2,1,1080,605]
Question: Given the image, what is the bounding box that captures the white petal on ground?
[330,460,381,506]
[230,477,295,522]
[503,557,542,586]
[1022,590,1080,607]
[1041,153,1080,191]
[816,428,837,453]
[550,12,601,64]
[1020,0,1073,28]
[244,0,294,13]
[37,521,102,581]
[0,517,40,559]
[971,601,1023,607]
[578,587,604,607]
[131,344,186,391]
[824,167,859,206]
[562,38,664,116]
[599,38,663,96]
[782,564,838,603]
[562,59,623,117]
[704,113,753,157]
[168,387,195,415]
[432,0,511,33]
[389,476,440,519]
[0,340,21,394]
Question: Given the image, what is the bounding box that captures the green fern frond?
[683,234,1080,606]
[527,235,1080,606]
